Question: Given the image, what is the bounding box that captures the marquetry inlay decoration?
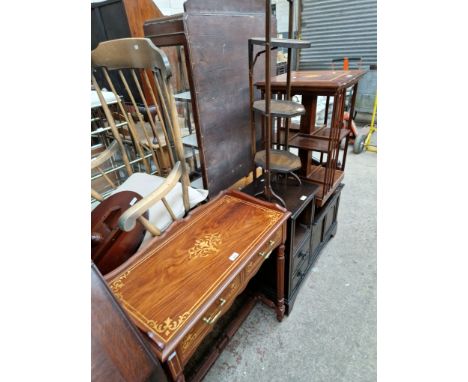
[225,277,240,300]
[264,210,283,224]
[188,232,222,260]
[223,195,237,205]
[246,259,257,275]
[223,195,282,223]
[147,312,191,338]
[181,331,199,352]
[109,270,131,299]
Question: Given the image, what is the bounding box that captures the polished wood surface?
[91,191,148,275]
[106,189,290,379]
[257,70,366,94]
[304,166,344,208]
[254,149,302,172]
[253,99,305,117]
[289,129,350,152]
[92,264,168,382]
[122,0,163,38]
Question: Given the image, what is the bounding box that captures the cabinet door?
[91,0,131,50]
[91,0,138,104]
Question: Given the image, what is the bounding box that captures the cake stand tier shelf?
[249,37,312,49]
[253,99,305,118]
[254,149,302,174]
[247,0,311,207]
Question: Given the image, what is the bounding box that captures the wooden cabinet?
[244,180,345,315]
[311,183,344,260]
[91,0,163,49]
[242,178,319,314]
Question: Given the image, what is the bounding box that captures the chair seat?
[110,173,208,248]
[254,149,302,173]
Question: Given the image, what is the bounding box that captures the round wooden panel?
[92,191,149,275]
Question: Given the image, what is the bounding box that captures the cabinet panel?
[290,254,310,294]
[91,264,167,382]
[291,238,309,278]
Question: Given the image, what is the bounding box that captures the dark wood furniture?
[105,190,290,381]
[91,191,148,275]
[144,0,272,197]
[92,263,168,382]
[91,0,163,49]
[91,0,164,103]
[256,70,366,207]
[242,178,319,314]
[311,183,344,259]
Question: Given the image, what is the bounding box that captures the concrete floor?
[205,142,377,382]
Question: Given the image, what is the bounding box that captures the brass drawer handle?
[209,310,222,325]
[203,309,222,325]
[269,240,275,247]
[259,250,273,260]
[202,316,211,324]
[203,298,226,324]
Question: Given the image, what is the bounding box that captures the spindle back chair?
[91,38,207,241]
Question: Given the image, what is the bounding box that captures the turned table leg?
[276,243,286,322]
[167,351,185,382]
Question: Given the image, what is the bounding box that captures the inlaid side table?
[105,190,290,381]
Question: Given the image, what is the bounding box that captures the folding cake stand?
[249,0,311,207]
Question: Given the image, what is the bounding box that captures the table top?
[256,70,367,92]
[105,189,289,360]
[242,178,319,219]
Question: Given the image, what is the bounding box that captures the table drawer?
[177,273,242,364]
[291,239,310,276]
[290,253,309,293]
[176,228,282,365]
[245,228,282,278]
